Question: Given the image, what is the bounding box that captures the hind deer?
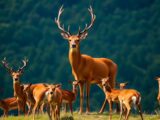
[0,97,18,117]
[2,58,28,115]
[55,6,117,114]
[101,78,143,120]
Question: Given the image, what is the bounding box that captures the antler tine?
[2,57,13,73]
[18,58,28,72]
[55,5,71,36]
[79,6,96,35]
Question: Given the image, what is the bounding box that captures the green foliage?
[0,0,160,115]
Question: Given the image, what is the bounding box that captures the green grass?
[1,112,160,120]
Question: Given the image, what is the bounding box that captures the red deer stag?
[2,58,28,115]
[55,6,117,114]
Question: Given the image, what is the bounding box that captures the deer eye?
[50,92,53,94]
[69,40,71,42]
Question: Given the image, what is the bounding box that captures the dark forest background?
[0,0,160,114]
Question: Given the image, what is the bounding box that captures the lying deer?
[101,78,143,120]
[2,58,28,115]
[0,97,18,117]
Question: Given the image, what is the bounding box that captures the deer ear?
[79,32,88,40]
[61,32,70,39]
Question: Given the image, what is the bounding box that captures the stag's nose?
[72,44,76,48]
[15,78,18,81]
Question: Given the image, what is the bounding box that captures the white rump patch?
[132,96,137,110]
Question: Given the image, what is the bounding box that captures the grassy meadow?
[1,112,159,120]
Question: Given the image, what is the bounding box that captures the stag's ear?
[79,32,88,40]
[61,32,70,39]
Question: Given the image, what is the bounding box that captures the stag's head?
[55,6,96,50]
[2,58,28,83]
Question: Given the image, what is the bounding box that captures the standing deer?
[47,84,63,120]
[156,77,160,104]
[0,97,18,117]
[101,78,143,120]
[55,6,117,114]
[2,58,28,115]
[62,80,79,114]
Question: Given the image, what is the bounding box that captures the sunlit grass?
[1,112,160,120]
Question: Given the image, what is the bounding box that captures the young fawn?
[0,97,18,117]
[47,84,63,120]
[62,80,79,114]
[2,58,28,115]
[101,78,143,120]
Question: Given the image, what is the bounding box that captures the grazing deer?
[2,58,28,115]
[155,77,160,104]
[55,6,117,114]
[101,78,143,120]
[0,97,18,117]
[62,80,79,114]
[47,84,62,120]
[116,82,128,89]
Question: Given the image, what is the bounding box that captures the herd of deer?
[0,6,159,120]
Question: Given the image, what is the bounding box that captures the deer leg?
[32,101,40,120]
[119,101,123,120]
[17,100,21,116]
[98,84,107,114]
[108,100,113,120]
[64,103,67,113]
[69,102,73,115]
[137,104,143,120]
[124,102,131,120]
[79,82,84,114]
[86,81,90,114]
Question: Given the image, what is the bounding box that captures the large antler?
[18,58,28,72]
[78,6,96,35]
[2,57,13,73]
[55,5,71,36]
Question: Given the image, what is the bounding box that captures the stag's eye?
[50,92,53,94]
[77,40,80,42]
[69,40,71,42]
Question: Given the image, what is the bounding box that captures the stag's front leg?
[79,82,84,114]
[86,81,90,114]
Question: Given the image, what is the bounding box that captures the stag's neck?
[13,82,22,96]
[69,48,81,71]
